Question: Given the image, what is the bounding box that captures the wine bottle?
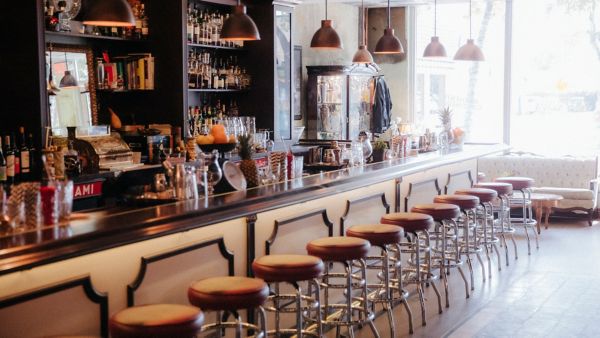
[19,127,30,181]
[4,136,14,186]
[0,137,6,186]
[11,133,20,183]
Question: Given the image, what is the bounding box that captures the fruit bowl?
[198,142,237,154]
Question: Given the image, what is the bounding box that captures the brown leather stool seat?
[455,188,498,203]
[495,176,534,190]
[380,212,434,232]
[109,304,204,338]
[306,236,370,262]
[252,254,324,282]
[474,182,513,196]
[434,194,480,210]
[410,204,460,221]
[346,224,404,247]
[188,276,269,311]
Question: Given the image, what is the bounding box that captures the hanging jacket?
[372,76,392,134]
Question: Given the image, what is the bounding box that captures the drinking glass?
[52,180,74,222]
[293,156,304,179]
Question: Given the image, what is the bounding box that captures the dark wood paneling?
[0,275,108,337]
[127,236,234,306]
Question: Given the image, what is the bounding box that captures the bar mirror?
[46,44,98,136]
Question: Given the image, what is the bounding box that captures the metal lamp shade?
[82,0,135,27]
[423,36,447,57]
[352,45,374,64]
[374,28,404,54]
[59,71,78,88]
[311,20,343,49]
[221,5,261,41]
[453,39,485,61]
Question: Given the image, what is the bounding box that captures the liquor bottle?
[140,4,149,39]
[0,137,6,186]
[19,127,30,181]
[11,134,20,183]
[194,10,201,44]
[27,133,37,180]
[4,136,14,186]
[64,141,81,178]
[133,4,142,40]
[212,59,220,89]
[186,7,193,43]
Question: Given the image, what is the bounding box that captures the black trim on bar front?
[340,192,390,235]
[444,170,474,194]
[405,178,442,212]
[0,275,108,337]
[246,214,258,277]
[127,237,234,307]
[266,209,334,255]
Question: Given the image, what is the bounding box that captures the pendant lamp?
[311,0,343,49]
[352,0,374,64]
[423,0,447,57]
[82,0,135,27]
[221,0,261,41]
[374,0,404,54]
[59,52,78,88]
[454,0,484,61]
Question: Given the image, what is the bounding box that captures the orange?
[211,124,226,136]
[213,133,229,144]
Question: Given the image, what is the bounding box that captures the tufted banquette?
[478,153,599,225]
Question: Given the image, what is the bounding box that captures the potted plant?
[372,140,389,162]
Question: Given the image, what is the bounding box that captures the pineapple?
[438,107,452,130]
[238,135,260,188]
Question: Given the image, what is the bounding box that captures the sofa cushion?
[532,187,594,200]
[478,155,598,189]
[556,199,595,210]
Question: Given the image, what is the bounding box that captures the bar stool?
[188,276,269,337]
[406,205,469,308]
[109,304,204,338]
[455,188,500,277]
[495,176,538,255]
[433,194,485,291]
[252,254,324,337]
[474,182,517,265]
[306,236,380,338]
[346,224,413,336]
[380,212,443,326]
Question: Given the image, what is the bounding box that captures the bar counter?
[0,144,506,337]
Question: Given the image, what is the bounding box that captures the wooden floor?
[344,218,600,338]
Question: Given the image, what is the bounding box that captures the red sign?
[73,181,103,200]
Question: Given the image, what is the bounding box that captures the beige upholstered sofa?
[478,153,599,225]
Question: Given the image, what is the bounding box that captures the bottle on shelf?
[140,4,149,39]
[0,137,6,186]
[10,133,20,184]
[19,127,30,181]
[27,133,37,180]
[4,136,15,186]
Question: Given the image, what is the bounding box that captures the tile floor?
[347,218,600,338]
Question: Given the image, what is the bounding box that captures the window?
[511,0,600,156]
[413,0,506,144]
